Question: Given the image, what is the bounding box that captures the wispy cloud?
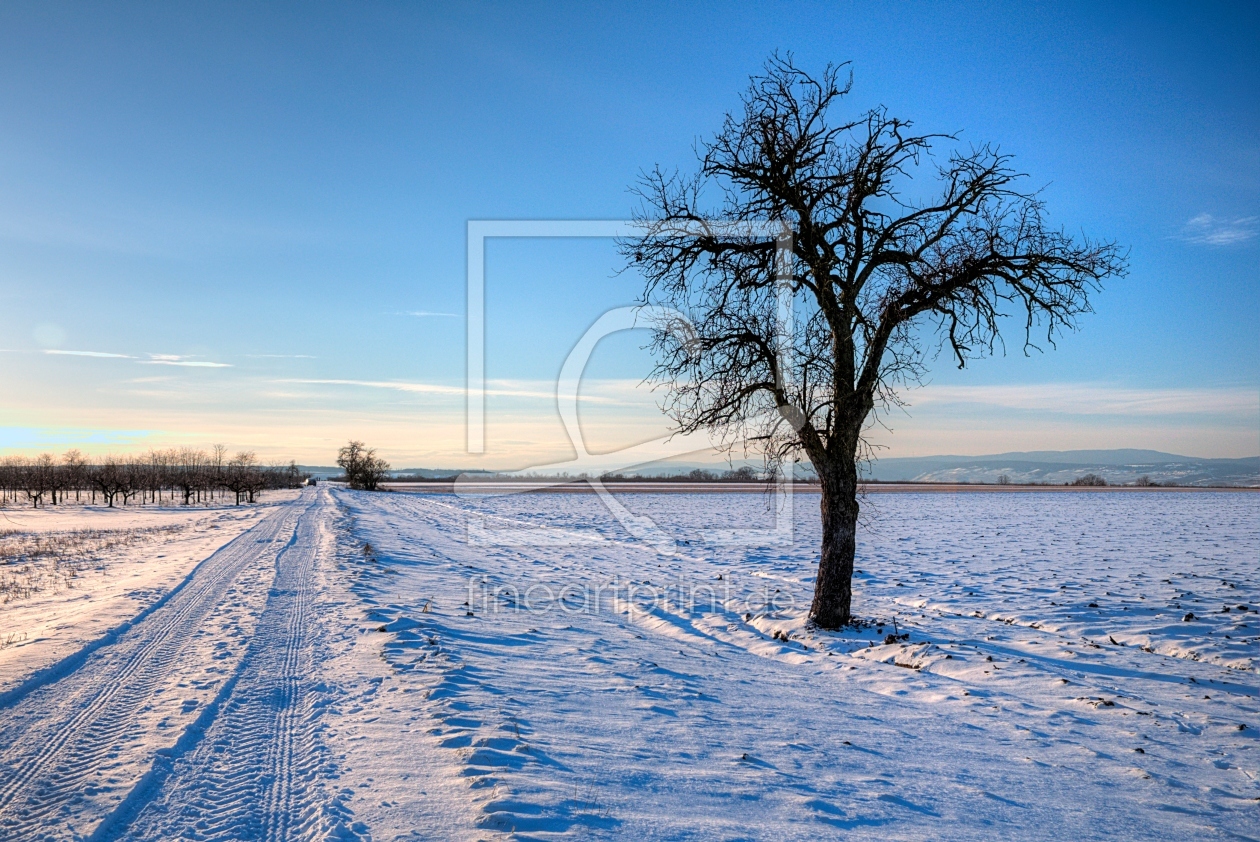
[44,349,134,359]
[1179,214,1258,246]
[396,310,460,318]
[279,378,547,399]
[243,354,317,359]
[909,383,1257,417]
[277,377,635,403]
[138,353,232,368]
[140,359,233,368]
[34,349,231,367]
[280,377,467,397]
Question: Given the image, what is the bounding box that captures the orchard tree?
[90,457,126,508]
[63,450,87,502]
[224,451,259,505]
[625,56,1126,628]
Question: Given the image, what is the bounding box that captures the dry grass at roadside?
[0,526,184,606]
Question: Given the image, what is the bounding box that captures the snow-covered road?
[101,489,339,840]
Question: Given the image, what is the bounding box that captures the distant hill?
[951,448,1191,465]
[860,451,1259,487]
[297,465,341,479]
[627,449,1258,486]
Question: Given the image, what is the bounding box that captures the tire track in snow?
[113,490,345,842]
[0,495,308,840]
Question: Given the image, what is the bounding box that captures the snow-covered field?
[0,493,295,694]
[333,488,1259,841]
[0,486,1255,840]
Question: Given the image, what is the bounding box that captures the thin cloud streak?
[278,378,633,403]
[281,378,467,397]
[140,360,233,368]
[1179,214,1258,246]
[44,349,134,359]
[908,383,1257,417]
[33,349,233,367]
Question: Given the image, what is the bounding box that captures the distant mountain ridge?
[303,449,1260,487]
[860,450,1259,487]
[922,448,1193,465]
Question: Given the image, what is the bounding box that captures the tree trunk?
[810,455,860,629]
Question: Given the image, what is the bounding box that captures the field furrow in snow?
[0,493,308,840]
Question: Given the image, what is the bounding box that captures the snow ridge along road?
[0,490,316,841]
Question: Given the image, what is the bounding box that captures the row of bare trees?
[0,448,306,509]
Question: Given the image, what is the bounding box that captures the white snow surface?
[0,486,1254,840]
[332,487,1259,841]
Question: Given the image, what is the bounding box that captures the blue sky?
[0,1,1256,467]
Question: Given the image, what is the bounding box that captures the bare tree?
[625,56,1126,628]
[0,457,13,506]
[212,443,228,502]
[42,453,69,505]
[174,448,206,505]
[119,458,141,506]
[336,441,366,483]
[337,440,390,491]
[142,449,166,505]
[16,456,49,508]
[90,457,126,508]
[63,450,87,503]
[224,451,258,505]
